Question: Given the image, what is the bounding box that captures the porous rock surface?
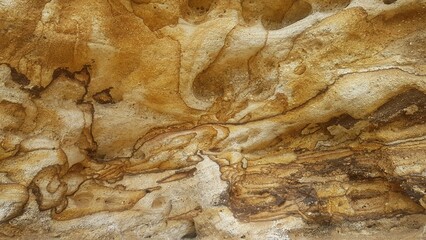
[0,0,425,239]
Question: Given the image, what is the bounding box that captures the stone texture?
[0,0,425,239]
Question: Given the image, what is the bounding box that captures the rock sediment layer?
[1,0,425,239]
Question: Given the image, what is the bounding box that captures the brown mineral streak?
[157,167,197,184]
[0,0,426,239]
[168,206,203,221]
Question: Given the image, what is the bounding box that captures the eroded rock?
[0,0,425,239]
[0,184,28,223]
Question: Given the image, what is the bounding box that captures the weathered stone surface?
[0,0,425,239]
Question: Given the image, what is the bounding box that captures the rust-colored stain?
[0,0,425,238]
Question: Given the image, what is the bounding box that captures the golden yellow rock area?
[0,0,425,239]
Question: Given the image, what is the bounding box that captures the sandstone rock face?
[0,0,425,239]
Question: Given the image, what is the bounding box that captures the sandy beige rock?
[0,0,425,239]
[0,184,28,223]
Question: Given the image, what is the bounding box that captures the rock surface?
[0,0,425,239]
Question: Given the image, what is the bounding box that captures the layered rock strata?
[0,0,425,239]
